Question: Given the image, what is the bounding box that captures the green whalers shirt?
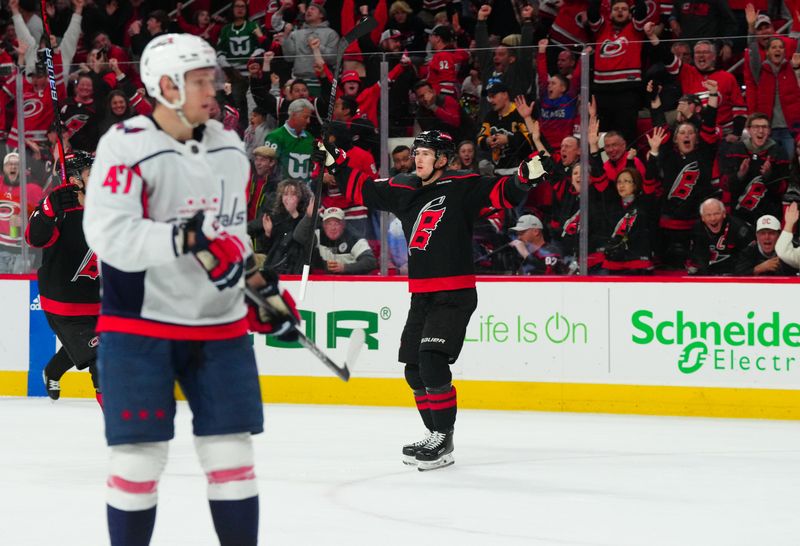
[264,124,314,183]
[217,21,261,74]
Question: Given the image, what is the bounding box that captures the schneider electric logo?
[631,310,798,374]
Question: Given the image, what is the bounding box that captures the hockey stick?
[299,16,378,301]
[39,0,67,186]
[243,285,364,381]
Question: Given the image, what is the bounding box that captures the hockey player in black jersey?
[315,130,547,470]
[26,150,102,405]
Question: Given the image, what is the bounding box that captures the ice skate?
[415,430,454,471]
[42,370,60,401]
[402,431,433,466]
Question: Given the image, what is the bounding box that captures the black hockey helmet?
[60,150,94,181]
[411,130,455,164]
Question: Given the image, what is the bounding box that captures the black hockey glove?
[179,211,247,291]
[246,268,300,342]
[41,184,80,218]
[517,153,547,187]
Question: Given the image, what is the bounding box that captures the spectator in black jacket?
[688,198,754,275]
[251,179,313,274]
[312,207,378,275]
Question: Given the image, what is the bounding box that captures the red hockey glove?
[41,184,81,218]
[246,269,300,342]
[180,211,247,290]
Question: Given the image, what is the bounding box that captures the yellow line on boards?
[0,371,29,396]
[3,371,799,421]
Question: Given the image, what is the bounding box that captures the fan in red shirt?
[420,24,469,97]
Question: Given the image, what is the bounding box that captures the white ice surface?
[1,398,799,546]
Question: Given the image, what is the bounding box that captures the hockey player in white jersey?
[83,34,299,546]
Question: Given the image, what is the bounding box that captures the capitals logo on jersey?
[409,196,446,252]
[71,249,99,281]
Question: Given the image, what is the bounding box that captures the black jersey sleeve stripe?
[131,149,181,169]
[207,146,248,158]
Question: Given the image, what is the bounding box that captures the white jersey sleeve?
[84,128,178,272]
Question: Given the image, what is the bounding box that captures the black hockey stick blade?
[244,286,354,381]
[341,16,378,49]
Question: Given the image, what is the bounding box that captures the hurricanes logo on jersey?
[612,210,637,237]
[600,37,629,58]
[64,114,89,135]
[736,177,766,211]
[71,249,99,281]
[409,196,446,252]
[562,210,580,237]
[668,162,700,200]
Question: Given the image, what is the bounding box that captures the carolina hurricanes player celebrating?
[315,130,547,470]
[26,150,102,405]
[83,34,299,546]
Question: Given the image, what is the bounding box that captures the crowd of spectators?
[3,0,800,276]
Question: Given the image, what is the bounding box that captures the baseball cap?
[340,70,360,84]
[252,146,277,159]
[321,207,346,221]
[380,29,402,43]
[678,93,702,106]
[510,214,544,231]
[486,81,510,95]
[428,24,455,42]
[3,152,19,165]
[755,14,772,28]
[756,214,781,231]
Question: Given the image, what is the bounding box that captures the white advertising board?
[0,279,30,372]
[252,280,800,390]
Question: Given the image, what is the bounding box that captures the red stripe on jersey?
[488,177,510,209]
[387,177,416,188]
[408,275,475,293]
[352,171,367,207]
[97,315,249,340]
[659,217,696,230]
[40,296,100,316]
[26,222,60,249]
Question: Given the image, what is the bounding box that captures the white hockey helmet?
[140,33,218,111]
